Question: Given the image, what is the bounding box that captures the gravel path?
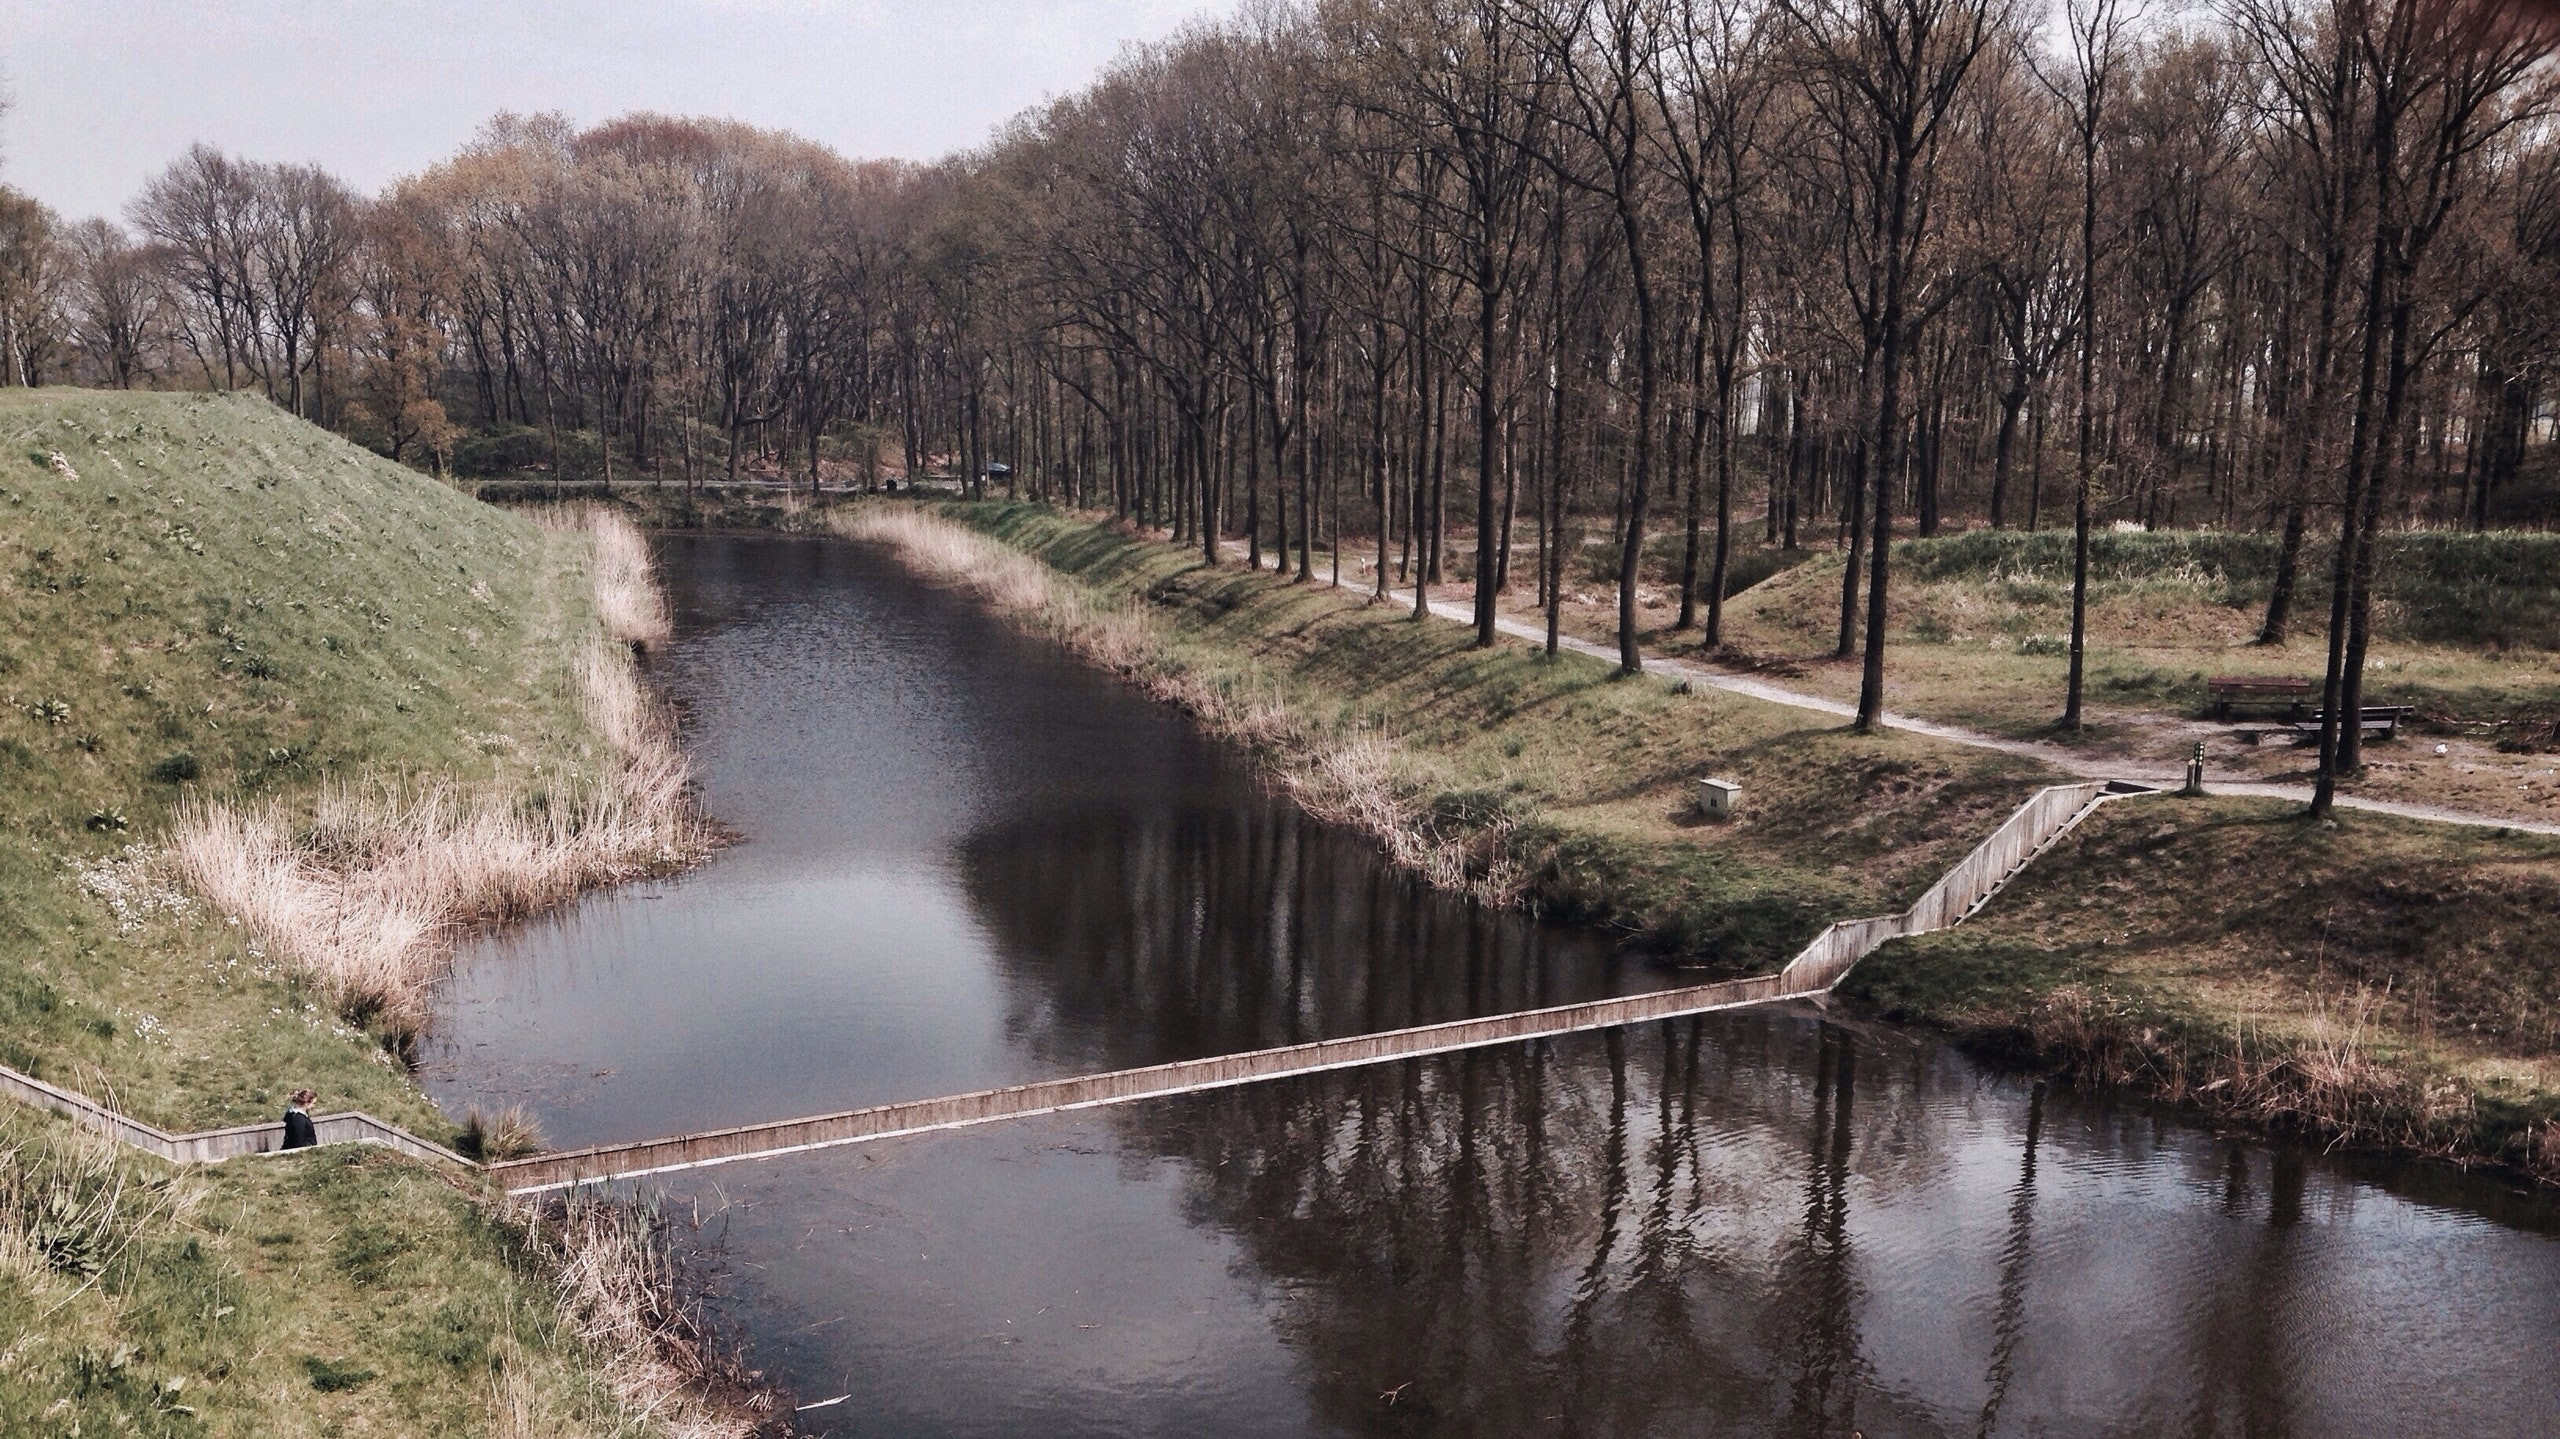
[1352,571,2560,838]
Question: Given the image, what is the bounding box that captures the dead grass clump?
[2495,712,2560,754]
[836,504,1057,612]
[2011,983,2524,1172]
[172,518,706,1036]
[456,1104,548,1162]
[836,505,1525,906]
[513,1194,785,1439]
[555,506,673,651]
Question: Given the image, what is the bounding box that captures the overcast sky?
[2,0,1217,222]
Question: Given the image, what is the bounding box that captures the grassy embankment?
[842,502,2052,968]
[0,390,746,1437]
[886,501,2560,1184]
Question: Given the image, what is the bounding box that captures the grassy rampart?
[1682,527,2560,825]
[1714,529,2560,735]
[0,390,747,1437]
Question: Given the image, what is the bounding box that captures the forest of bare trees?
[2,0,2555,798]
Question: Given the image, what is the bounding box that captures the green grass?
[0,389,610,1132]
[949,501,2054,975]
[1,1108,651,1439]
[0,390,668,1435]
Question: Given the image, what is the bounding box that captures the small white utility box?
[1696,777,1742,820]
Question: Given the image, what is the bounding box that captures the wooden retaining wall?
[0,781,2133,1197]
[0,1062,470,1170]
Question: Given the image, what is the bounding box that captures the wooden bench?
[2207,675,2313,720]
[2236,706,2415,745]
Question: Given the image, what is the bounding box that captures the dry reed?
[171,508,706,1035]
[0,1119,196,1306]
[513,1194,784,1439]
[2000,982,2560,1180]
[567,506,675,651]
[833,506,1524,904]
[458,1103,549,1162]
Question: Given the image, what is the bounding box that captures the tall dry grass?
[0,1119,197,1312]
[512,1195,780,1439]
[570,507,674,651]
[171,508,705,1035]
[2004,982,2560,1182]
[834,506,1524,904]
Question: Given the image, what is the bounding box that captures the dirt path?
[1339,563,2560,838]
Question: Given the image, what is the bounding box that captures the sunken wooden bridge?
[4,781,2147,1198]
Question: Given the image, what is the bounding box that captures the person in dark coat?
[281,1088,319,1150]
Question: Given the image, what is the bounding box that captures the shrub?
[449,424,554,480]
[150,753,201,784]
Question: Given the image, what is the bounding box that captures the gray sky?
[3,0,1216,222]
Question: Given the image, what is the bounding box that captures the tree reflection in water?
[957,801,1676,1072]
[1036,1011,2547,1438]
[920,780,2560,1438]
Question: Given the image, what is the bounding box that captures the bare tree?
[0,186,64,385]
[2041,0,2133,732]
[2312,0,2558,812]
[1782,0,2009,728]
[64,219,163,389]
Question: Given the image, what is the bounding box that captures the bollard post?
[2182,740,2206,797]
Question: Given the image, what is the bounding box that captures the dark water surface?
[430,532,2560,1438]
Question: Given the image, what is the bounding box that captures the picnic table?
[2207,675,2313,720]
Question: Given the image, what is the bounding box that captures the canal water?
[428,531,2560,1438]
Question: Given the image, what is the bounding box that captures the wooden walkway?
[0,1062,470,1170]
[492,778,2130,1194]
[3,780,2142,1198]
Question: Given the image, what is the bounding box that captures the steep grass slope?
[0,389,606,1130]
[0,391,727,1438]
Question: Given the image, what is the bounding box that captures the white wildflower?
[74,846,193,934]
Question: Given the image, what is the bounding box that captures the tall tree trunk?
[1474,254,1504,647]
[1704,360,1737,648]
[2312,217,2395,816]
[1837,433,1866,660]
[1989,385,2026,529]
